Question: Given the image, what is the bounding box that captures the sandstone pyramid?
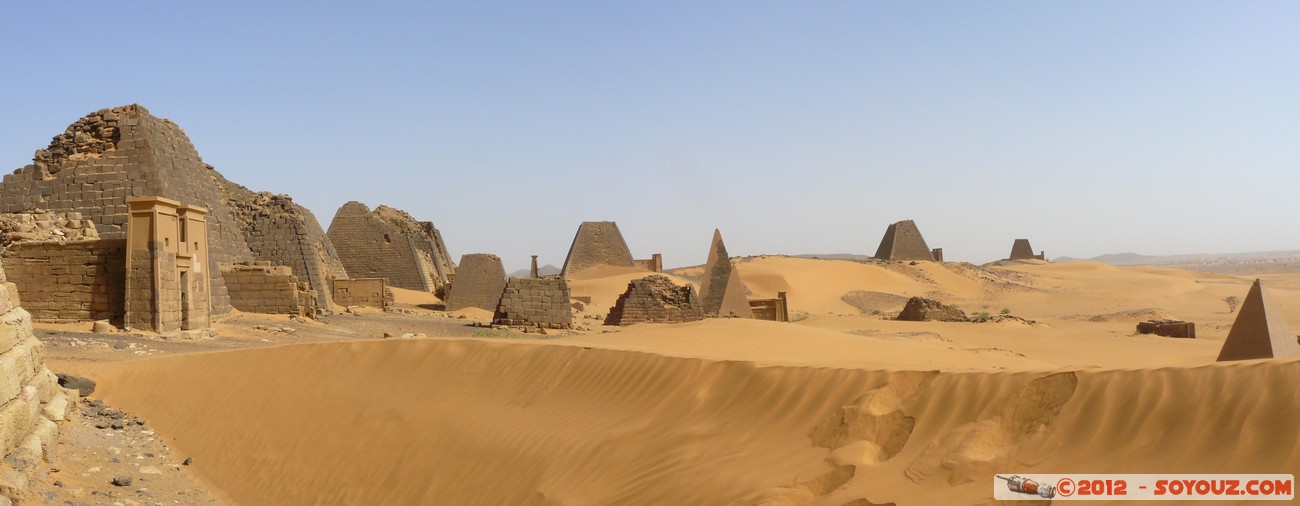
[561,221,635,276]
[873,220,935,261]
[1216,279,1300,361]
[700,229,752,318]
[327,201,455,293]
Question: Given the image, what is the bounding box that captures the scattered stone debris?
[253,325,297,334]
[56,374,97,396]
[896,297,968,322]
[110,476,132,487]
[972,314,1038,325]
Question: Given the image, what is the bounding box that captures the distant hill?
[792,253,873,261]
[1054,251,1300,266]
[508,264,561,278]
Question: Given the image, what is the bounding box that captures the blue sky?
[2,2,1298,270]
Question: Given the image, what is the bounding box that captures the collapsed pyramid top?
[1216,279,1300,361]
[561,221,635,276]
[873,220,934,261]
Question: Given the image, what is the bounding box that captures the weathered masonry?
[327,201,454,293]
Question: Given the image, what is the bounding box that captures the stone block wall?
[223,262,317,316]
[561,221,635,276]
[332,278,387,309]
[493,277,573,329]
[605,275,704,325]
[0,262,77,504]
[1,240,126,323]
[445,254,507,312]
[633,254,663,273]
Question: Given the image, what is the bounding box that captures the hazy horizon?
[3,2,1298,272]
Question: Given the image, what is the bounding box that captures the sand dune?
[60,259,1300,504]
[87,338,1300,505]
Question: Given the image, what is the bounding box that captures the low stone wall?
[605,275,704,325]
[493,277,573,329]
[223,262,317,316]
[333,278,387,310]
[1,240,126,323]
[0,264,77,503]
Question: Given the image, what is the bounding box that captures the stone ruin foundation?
[492,277,574,329]
[332,278,389,310]
[1136,319,1196,338]
[222,262,318,317]
[605,275,704,325]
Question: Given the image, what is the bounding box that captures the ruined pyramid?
[1216,279,1300,361]
[873,220,935,261]
[0,104,347,312]
[700,229,752,318]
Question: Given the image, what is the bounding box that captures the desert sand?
[46,257,1300,505]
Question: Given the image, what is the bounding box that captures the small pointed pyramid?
[701,229,752,318]
[717,266,752,318]
[1216,279,1300,361]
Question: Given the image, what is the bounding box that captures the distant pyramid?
[700,229,752,318]
[561,221,635,276]
[873,220,934,261]
[1216,279,1300,361]
[1008,239,1045,261]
